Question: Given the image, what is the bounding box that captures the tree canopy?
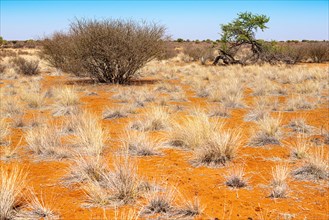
[214,12,270,65]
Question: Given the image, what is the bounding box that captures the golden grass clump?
[71,111,107,156]
[52,86,80,116]
[0,167,27,219]
[292,147,329,181]
[249,115,282,146]
[25,123,68,159]
[121,130,161,156]
[270,164,289,198]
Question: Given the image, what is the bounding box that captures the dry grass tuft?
[71,111,107,156]
[0,117,10,145]
[52,86,80,116]
[63,156,108,185]
[82,157,141,207]
[141,188,176,216]
[0,166,27,219]
[192,130,241,167]
[175,196,204,218]
[225,166,247,188]
[130,106,170,131]
[288,135,310,159]
[292,147,329,181]
[168,112,221,149]
[103,105,136,119]
[249,116,282,146]
[270,164,289,198]
[287,118,313,134]
[121,130,161,156]
[25,123,68,159]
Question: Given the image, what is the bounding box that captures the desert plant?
[142,188,176,216]
[306,42,329,63]
[225,166,247,188]
[249,115,282,146]
[103,105,135,119]
[121,130,160,156]
[11,57,40,75]
[130,106,170,131]
[0,117,10,145]
[292,147,329,181]
[52,86,80,116]
[193,129,241,167]
[288,135,310,160]
[71,111,107,156]
[287,118,313,134]
[25,124,68,159]
[168,113,221,149]
[175,196,204,218]
[42,18,165,83]
[82,157,141,207]
[270,164,289,198]
[0,166,27,219]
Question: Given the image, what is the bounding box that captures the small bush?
[306,42,329,63]
[11,57,40,75]
[42,18,165,83]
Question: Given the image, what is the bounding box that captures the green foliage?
[176,38,184,43]
[221,12,270,45]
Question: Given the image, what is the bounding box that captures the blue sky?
[1,0,328,41]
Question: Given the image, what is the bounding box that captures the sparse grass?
[225,166,247,188]
[285,96,314,111]
[63,156,108,185]
[130,106,170,131]
[0,117,10,145]
[244,108,269,122]
[142,188,176,216]
[192,130,241,167]
[21,92,46,109]
[249,115,282,146]
[82,157,141,207]
[103,105,135,119]
[289,135,310,159]
[121,130,161,156]
[17,190,59,220]
[175,196,204,218]
[25,123,68,159]
[52,86,80,116]
[292,147,329,181]
[71,111,107,156]
[270,164,289,198]
[0,166,27,219]
[287,118,313,134]
[168,112,221,149]
[208,105,231,118]
[0,99,23,117]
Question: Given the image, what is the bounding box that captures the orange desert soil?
[0,63,328,220]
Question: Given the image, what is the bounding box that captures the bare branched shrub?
[42,18,165,83]
[11,57,40,75]
[306,42,329,63]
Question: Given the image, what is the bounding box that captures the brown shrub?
[11,57,40,75]
[41,18,165,84]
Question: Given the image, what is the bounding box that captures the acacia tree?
[213,12,270,65]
